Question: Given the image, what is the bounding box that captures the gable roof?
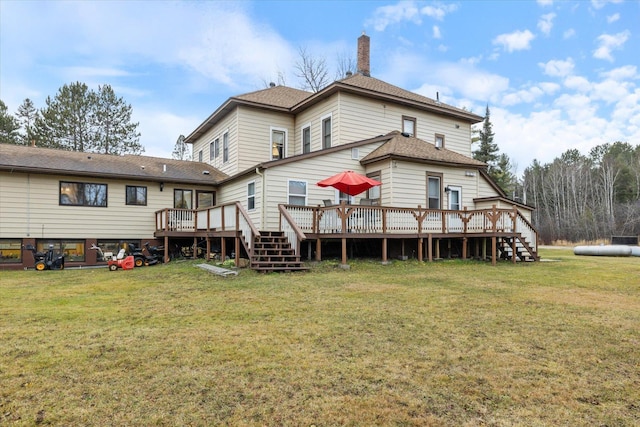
[361,131,487,168]
[0,143,228,185]
[293,74,483,124]
[185,85,311,144]
[184,74,483,144]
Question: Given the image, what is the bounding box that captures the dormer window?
[435,134,445,149]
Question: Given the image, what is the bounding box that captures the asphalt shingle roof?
[233,85,312,109]
[0,144,228,184]
[361,131,487,167]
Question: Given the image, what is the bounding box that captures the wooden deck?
[154,202,539,268]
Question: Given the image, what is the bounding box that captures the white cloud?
[536,0,554,6]
[420,4,458,21]
[367,1,458,31]
[537,13,556,36]
[600,65,638,81]
[564,75,591,92]
[593,31,630,61]
[433,25,442,39]
[493,30,535,52]
[502,87,545,106]
[563,28,576,39]
[367,1,421,31]
[607,13,620,23]
[591,0,624,10]
[539,58,575,77]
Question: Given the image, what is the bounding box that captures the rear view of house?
[0,33,537,271]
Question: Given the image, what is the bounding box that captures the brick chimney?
[357,32,370,77]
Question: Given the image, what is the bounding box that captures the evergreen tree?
[472,105,499,169]
[93,85,143,155]
[35,82,96,151]
[172,135,191,160]
[0,100,20,145]
[493,153,517,196]
[34,82,142,154]
[16,98,38,146]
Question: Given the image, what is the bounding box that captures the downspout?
[255,167,265,229]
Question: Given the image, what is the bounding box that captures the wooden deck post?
[316,238,322,261]
[417,237,423,261]
[164,235,169,263]
[221,238,226,260]
[382,238,388,264]
[435,238,440,259]
[206,237,211,261]
[235,234,240,267]
[512,235,517,264]
[341,237,348,267]
[193,236,198,259]
[428,234,433,262]
[491,236,497,266]
[462,237,467,260]
[483,238,487,260]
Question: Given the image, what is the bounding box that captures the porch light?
[444,186,451,193]
[160,182,164,192]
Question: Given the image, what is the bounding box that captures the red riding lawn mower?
[90,244,135,271]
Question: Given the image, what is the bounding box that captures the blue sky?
[1,0,638,173]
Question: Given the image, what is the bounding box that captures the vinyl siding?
[217,172,264,229]
[293,97,340,154]
[256,142,384,231]
[0,171,215,239]
[193,110,238,175]
[337,93,474,157]
[236,106,295,171]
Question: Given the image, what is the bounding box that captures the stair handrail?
[279,204,307,256]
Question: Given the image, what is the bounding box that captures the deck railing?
[155,202,260,252]
[282,203,536,245]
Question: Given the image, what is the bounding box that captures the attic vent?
[346,71,353,77]
[203,170,210,175]
[401,132,410,137]
[269,82,276,87]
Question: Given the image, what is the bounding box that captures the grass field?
[1,248,639,426]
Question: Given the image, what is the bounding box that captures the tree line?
[0,82,142,155]
[522,142,640,244]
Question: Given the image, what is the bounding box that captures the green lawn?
[1,249,639,426]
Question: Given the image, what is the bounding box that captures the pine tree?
[472,105,499,169]
[93,85,143,155]
[16,98,38,146]
[0,100,20,144]
[35,82,96,151]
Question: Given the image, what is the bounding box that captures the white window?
[321,114,332,149]
[288,180,307,206]
[427,174,442,209]
[402,116,416,136]
[435,134,444,149]
[247,181,255,210]
[351,148,359,160]
[214,138,220,159]
[302,125,311,154]
[223,132,229,163]
[198,150,203,162]
[209,141,214,161]
[271,127,287,160]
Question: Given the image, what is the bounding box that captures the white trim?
[287,179,307,206]
[247,180,256,211]
[301,122,311,154]
[270,126,288,160]
[320,112,332,149]
[448,185,462,210]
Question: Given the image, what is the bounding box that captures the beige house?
[0,34,537,271]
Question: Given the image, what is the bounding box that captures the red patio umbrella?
[317,170,382,196]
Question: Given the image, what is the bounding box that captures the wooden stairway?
[498,235,539,262]
[251,231,309,273]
